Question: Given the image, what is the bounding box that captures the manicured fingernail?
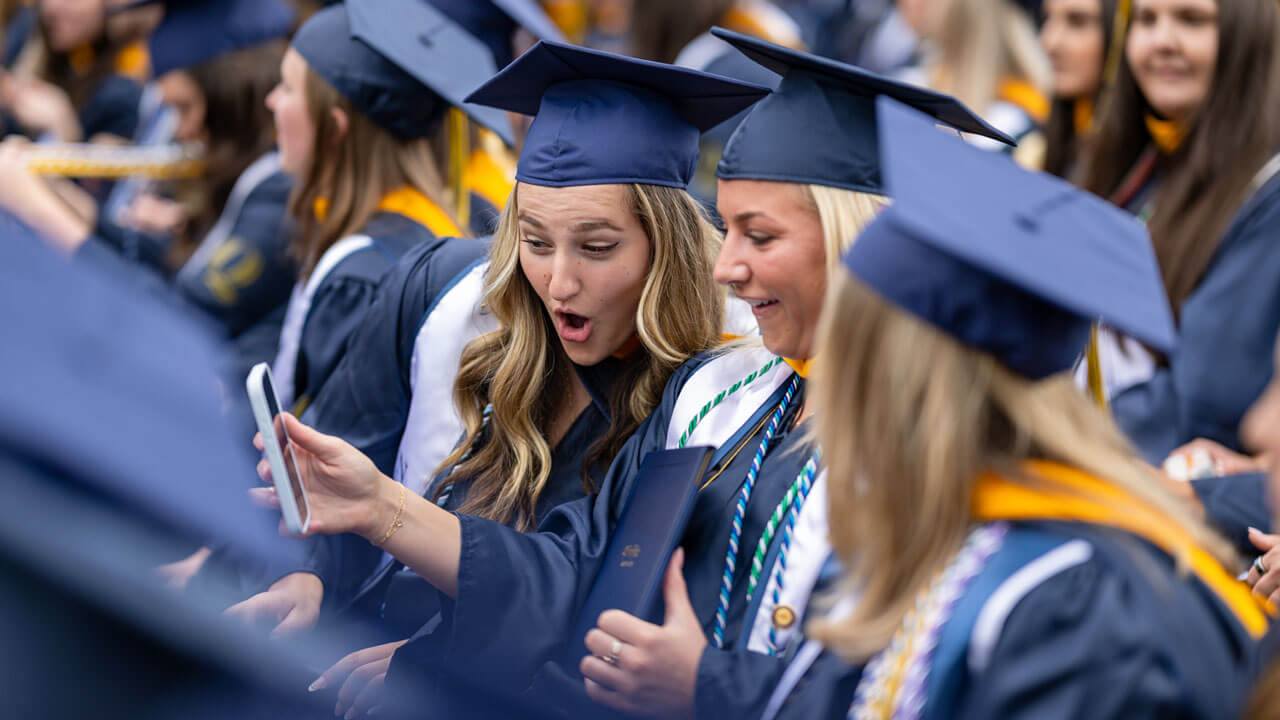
[1250,527,1262,536]
[308,678,325,692]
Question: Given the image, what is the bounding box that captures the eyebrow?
[731,211,765,224]
[516,216,621,234]
[569,219,623,234]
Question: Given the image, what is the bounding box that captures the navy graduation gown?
[77,72,142,140]
[273,237,486,608]
[1113,170,1280,463]
[766,522,1260,720]
[288,211,435,413]
[375,356,630,638]
[302,236,488,476]
[386,357,814,717]
[1191,472,1271,556]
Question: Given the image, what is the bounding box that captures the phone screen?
[262,372,309,528]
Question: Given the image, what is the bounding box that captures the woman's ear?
[329,106,349,142]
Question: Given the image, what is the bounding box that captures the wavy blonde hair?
[435,182,725,530]
[288,62,457,277]
[809,273,1237,660]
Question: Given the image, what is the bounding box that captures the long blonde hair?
[928,0,1051,114]
[435,183,725,530]
[809,273,1236,660]
[288,63,456,277]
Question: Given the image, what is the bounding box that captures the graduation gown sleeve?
[89,215,171,273]
[401,357,708,687]
[173,171,296,339]
[1191,473,1271,556]
[1112,177,1280,463]
[694,647,788,719]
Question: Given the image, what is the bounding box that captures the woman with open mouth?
[240,39,766,718]
[252,32,1010,718]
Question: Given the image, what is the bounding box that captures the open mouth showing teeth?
[748,299,779,309]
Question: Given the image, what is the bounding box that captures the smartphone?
[245,362,310,535]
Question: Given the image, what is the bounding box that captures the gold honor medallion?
[771,605,797,629]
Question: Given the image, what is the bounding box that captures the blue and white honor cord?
[712,373,800,649]
[763,451,821,655]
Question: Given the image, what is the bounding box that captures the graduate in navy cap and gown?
[760,97,1268,720]
[252,35,1009,719]
[264,0,515,417]
[233,41,766,715]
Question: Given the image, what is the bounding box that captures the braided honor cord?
[712,373,800,649]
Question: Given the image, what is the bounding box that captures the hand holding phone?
[246,363,311,535]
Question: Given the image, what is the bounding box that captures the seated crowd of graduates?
[8,0,1280,717]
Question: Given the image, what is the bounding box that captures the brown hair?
[808,272,1237,660]
[1042,0,1119,177]
[172,40,287,248]
[629,0,734,63]
[287,62,455,277]
[435,182,726,530]
[1077,0,1280,313]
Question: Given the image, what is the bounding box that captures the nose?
[1148,13,1179,51]
[265,85,280,112]
[547,250,582,303]
[1040,20,1062,55]
[713,231,751,287]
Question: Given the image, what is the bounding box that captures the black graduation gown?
[766,523,1262,720]
[385,358,813,718]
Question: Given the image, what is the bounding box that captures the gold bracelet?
[377,483,406,546]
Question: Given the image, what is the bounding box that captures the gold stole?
[972,460,1273,638]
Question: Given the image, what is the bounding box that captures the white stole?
[395,262,498,495]
[271,234,373,411]
[664,344,792,451]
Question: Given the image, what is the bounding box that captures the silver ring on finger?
[1255,555,1270,576]
[603,638,623,665]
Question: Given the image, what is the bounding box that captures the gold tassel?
[1086,325,1109,412]
[448,107,471,227]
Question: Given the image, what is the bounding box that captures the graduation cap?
[465,40,770,188]
[430,0,565,68]
[843,97,1175,379]
[712,27,1013,195]
[145,0,295,78]
[292,0,514,144]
